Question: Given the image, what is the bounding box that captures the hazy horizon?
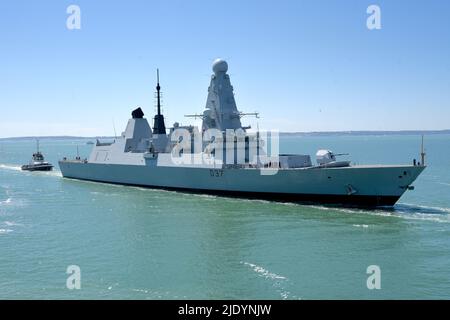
[1,129,450,140]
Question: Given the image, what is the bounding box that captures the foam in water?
[399,203,450,214]
[42,170,62,177]
[0,196,13,208]
[353,224,369,228]
[0,164,21,171]
[241,262,296,299]
[437,182,450,187]
[304,202,450,224]
[0,198,12,205]
[241,261,287,280]
[3,221,22,227]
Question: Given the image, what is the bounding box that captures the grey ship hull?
[59,161,424,206]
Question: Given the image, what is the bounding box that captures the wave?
[0,198,12,205]
[303,202,450,224]
[241,261,297,299]
[353,224,369,228]
[396,203,450,214]
[0,164,21,171]
[241,261,287,280]
[131,288,185,299]
[40,170,62,177]
[306,204,380,216]
[0,228,13,234]
[437,182,450,187]
[3,221,23,227]
[132,288,149,294]
[23,169,62,177]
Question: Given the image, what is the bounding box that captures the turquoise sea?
[0,134,449,299]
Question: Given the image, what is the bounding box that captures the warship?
[59,59,425,206]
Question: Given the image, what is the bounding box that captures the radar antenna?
[156,69,161,116]
[238,112,259,119]
[185,111,260,119]
[184,113,205,119]
[153,69,167,135]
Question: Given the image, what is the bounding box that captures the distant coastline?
[280,129,450,137]
[1,130,450,140]
[0,136,115,141]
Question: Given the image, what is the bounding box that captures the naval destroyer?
[59,59,425,206]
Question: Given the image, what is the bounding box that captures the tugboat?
[22,140,53,172]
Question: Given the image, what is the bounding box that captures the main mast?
[153,69,166,135]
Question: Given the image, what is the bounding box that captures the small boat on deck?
[21,140,53,172]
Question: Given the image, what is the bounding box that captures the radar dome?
[212,59,228,74]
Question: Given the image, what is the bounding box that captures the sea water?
[0,134,449,299]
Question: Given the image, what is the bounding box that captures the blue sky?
[0,0,449,137]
